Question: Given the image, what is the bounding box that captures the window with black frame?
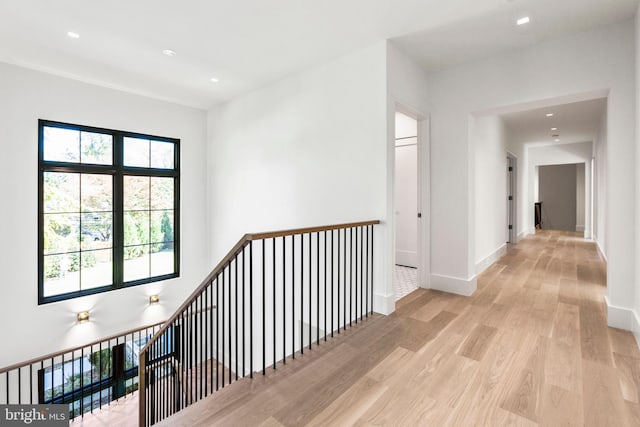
[38,120,179,304]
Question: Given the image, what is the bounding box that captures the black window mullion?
[113,132,124,289]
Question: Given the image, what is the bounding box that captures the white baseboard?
[634,311,640,350]
[605,296,640,350]
[395,250,417,268]
[475,244,507,274]
[517,230,529,242]
[373,292,395,315]
[576,225,585,232]
[595,238,607,262]
[527,227,536,236]
[430,274,477,296]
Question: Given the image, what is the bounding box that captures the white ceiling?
[501,98,606,145]
[392,0,639,71]
[0,0,637,109]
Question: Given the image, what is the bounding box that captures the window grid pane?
[39,121,179,303]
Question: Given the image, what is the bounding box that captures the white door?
[395,112,418,267]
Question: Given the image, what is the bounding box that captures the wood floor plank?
[583,359,631,427]
[539,383,583,427]
[457,323,498,361]
[305,376,387,427]
[613,352,640,403]
[500,335,547,422]
[580,301,613,366]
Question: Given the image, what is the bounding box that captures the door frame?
[506,152,518,243]
[391,103,430,290]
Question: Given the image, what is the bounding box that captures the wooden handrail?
[0,319,165,375]
[138,220,380,357]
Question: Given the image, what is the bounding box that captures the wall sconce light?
[77,311,90,323]
[149,295,160,305]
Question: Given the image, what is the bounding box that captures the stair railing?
[0,320,164,420]
[138,220,380,426]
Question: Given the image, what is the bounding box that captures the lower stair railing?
[0,320,164,420]
[138,220,380,426]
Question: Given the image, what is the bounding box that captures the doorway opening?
[393,111,419,300]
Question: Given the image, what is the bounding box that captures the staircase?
[138,220,380,425]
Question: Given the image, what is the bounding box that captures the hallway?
[82,231,640,426]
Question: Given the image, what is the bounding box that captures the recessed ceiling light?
[554,138,560,142]
[517,17,530,26]
[67,31,80,39]
[210,77,219,83]
[551,127,558,131]
[546,113,554,117]
[162,49,177,57]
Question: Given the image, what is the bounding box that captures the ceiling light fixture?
[149,295,160,305]
[210,77,219,83]
[551,127,558,131]
[546,113,554,117]
[516,17,530,26]
[162,49,177,57]
[67,31,80,39]
[554,138,560,142]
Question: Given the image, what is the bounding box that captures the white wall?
[634,5,640,343]
[594,108,608,257]
[207,43,390,312]
[0,62,209,367]
[428,22,635,313]
[576,163,585,231]
[539,164,577,231]
[472,115,507,273]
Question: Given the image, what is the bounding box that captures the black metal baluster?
[199,294,203,400]
[242,248,246,377]
[227,266,232,386]
[337,229,341,334]
[349,229,354,326]
[331,230,334,337]
[282,236,286,364]
[360,226,364,321]
[316,232,320,346]
[235,255,239,381]
[273,237,276,370]
[301,234,304,354]
[97,346,101,409]
[292,235,295,359]
[208,284,212,396]
[371,225,374,312]
[190,303,194,402]
[343,228,347,331]
[262,239,266,375]
[308,232,311,350]
[250,241,253,378]
[324,230,327,341]
[221,271,225,389]
[366,226,369,317]
[216,277,219,391]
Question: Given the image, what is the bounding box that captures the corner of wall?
[475,244,507,274]
[373,292,396,315]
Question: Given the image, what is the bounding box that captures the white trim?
[517,230,530,242]
[373,292,396,315]
[605,295,634,330]
[595,238,607,262]
[475,244,507,274]
[430,274,477,296]
[576,225,585,232]
[527,227,536,236]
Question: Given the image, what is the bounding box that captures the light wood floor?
[77,230,640,426]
